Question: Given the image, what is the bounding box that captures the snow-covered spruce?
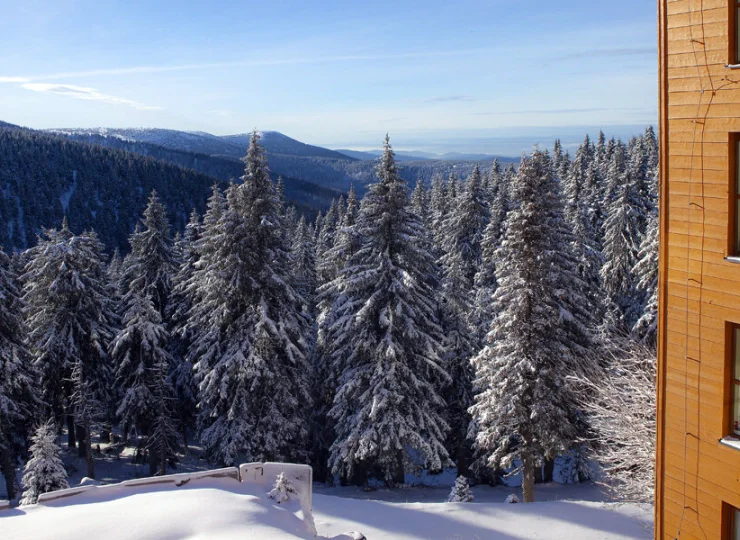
[0,247,37,500]
[438,165,489,475]
[20,421,68,506]
[632,199,659,346]
[311,186,360,483]
[447,476,474,503]
[323,135,450,485]
[470,149,594,503]
[168,208,202,448]
[267,472,297,504]
[121,190,176,317]
[188,131,311,465]
[23,222,116,479]
[111,289,179,474]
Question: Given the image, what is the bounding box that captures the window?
[733,1,740,64]
[724,503,740,540]
[731,136,740,255]
[732,328,740,437]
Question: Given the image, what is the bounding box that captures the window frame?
[723,502,740,539]
[729,134,740,257]
[731,1,740,65]
[725,324,740,438]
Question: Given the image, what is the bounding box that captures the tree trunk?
[534,462,543,484]
[393,450,405,486]
[544,458,555,483]
[456,444,469,478]
[351,463,367,488]
[181,423,188,454]
[0,447,17,500]
[66,415,76,450]
[84,421,95,479]
[76,425,86,459]
[521,453,536,503]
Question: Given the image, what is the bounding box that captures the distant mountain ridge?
[48,126,519,201]
[49,127,355,162]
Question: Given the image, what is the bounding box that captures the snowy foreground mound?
[2,478,652,540]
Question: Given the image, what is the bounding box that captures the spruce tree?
[411,178,429,226]
[122,191,176,317]
[168,209,201,448]
[311,186,360,483]
[291,216,317,315]
[0,248,37,500]
[447,475,474,502]
[470,149,593,503]
[632,205,659,346]
[188,131,311,465]
[601,170,643,330]
[438,164,489,475]
[20,421,68,506]
[111,291,172,446]
[325,135,450,485]
[23,223,115,478]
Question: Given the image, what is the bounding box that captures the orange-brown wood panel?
[659,1,740,538]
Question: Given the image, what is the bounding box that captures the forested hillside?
[0,126,342,252]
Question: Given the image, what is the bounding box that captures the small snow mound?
[505,494,520,503]
[267,472,297,504]
[78,477,100,487]
[331,533,366,540]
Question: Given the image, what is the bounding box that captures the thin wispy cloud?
[20,83,161,111]
[2,48,489,83]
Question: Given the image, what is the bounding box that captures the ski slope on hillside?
[2,477,652,540]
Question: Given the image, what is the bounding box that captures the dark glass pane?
[736,198,740,254]
[734,383,740,436]
[736,327,740,380]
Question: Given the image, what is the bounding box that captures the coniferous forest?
[0,127,658,505]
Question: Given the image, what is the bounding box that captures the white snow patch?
[2,479,653,540]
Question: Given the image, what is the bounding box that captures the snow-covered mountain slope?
[48,128,356,162]
[2,479,652,540]
[223,131,355,161]
[47,127,243,158]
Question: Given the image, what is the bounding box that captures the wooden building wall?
[658,0,740,538]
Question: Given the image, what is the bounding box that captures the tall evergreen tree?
[291,216,317,314]
[324,136,450,485]
[23,223,115,478]
[168,209,201,447]
[0,248,37,500]
[438,165,490,475]
[311,186,360,482]
[411,178,429,226]
[188,131,311,465]
[632,205,659,346]
[470,149,593,503]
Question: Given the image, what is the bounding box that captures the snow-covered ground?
[1,474,652,540]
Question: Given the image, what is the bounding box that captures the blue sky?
[0,0,657,153]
